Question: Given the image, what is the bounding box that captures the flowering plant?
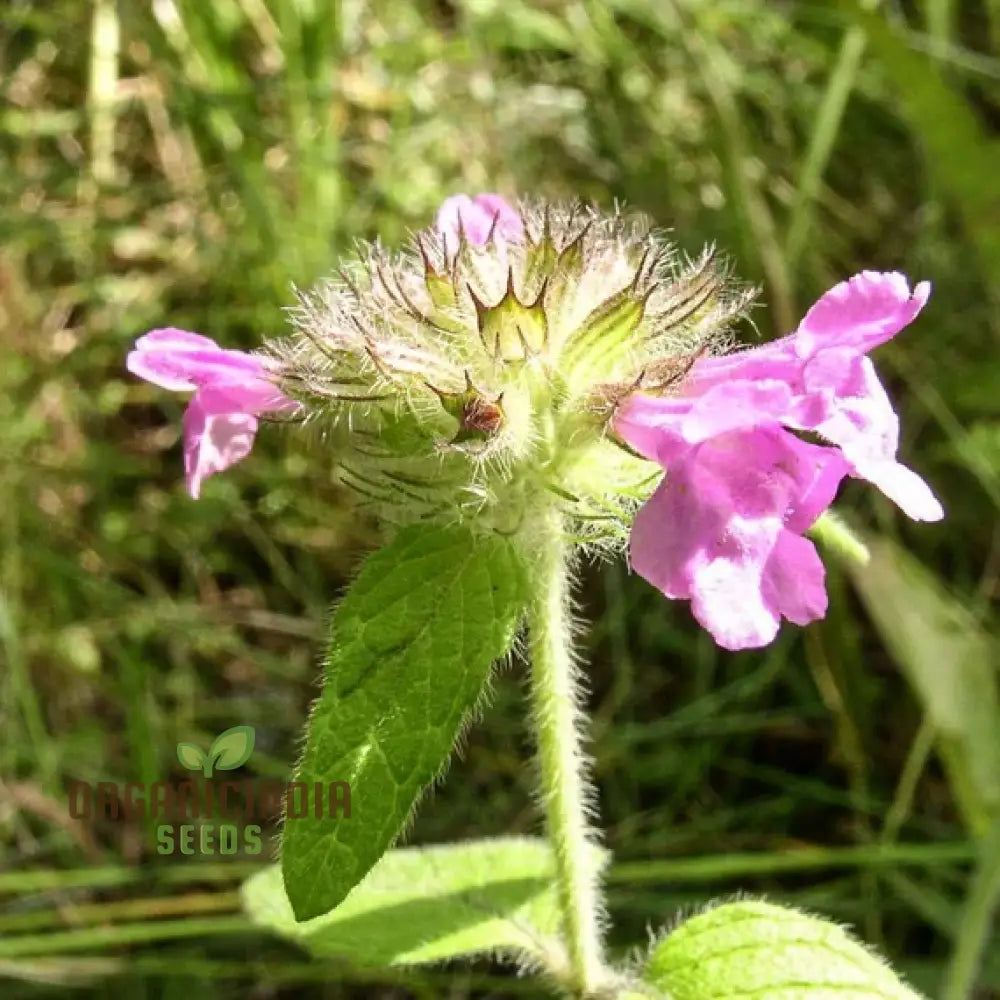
[130,194,939,998]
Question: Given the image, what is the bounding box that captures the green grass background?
[2,0,1000,997]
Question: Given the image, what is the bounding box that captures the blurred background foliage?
[2,0,1000,997]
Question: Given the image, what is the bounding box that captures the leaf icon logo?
[176,742,207,772]
[176,725,255,778]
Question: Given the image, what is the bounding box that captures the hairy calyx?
[266,196,749,547]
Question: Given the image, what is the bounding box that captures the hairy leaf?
[281,524,527,921]
[643,900,922,999]
[248,837,605,967]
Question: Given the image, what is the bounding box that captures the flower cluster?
[127,194,942,649]
[129,193,748,538]
[614,271,943,649]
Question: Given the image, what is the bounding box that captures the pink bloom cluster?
[126,195,942,654]
[615,272,943,650]
[127,329,296,498]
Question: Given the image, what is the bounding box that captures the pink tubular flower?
[127,328,297,498]
[434,193,524,254]
[614,271,944,651]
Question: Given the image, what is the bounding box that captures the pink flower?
[127,328,297,498]
[615,271,944,651]
[435,193,524,255]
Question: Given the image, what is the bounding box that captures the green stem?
[526,510,606,995]
[0,917,251,958]
[808,510,870,568]
[784,21,867,266]
[942,812,1000,1000]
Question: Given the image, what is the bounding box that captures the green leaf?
[642,900,923,1000]
[208,724,255,771]
[176,742,206,771]
[280,524,527,921]
[849,537,1000,835]
[247,837,604,967]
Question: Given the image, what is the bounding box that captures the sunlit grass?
[2,0,1000,997]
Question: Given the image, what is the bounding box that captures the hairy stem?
[526,509,606,995]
